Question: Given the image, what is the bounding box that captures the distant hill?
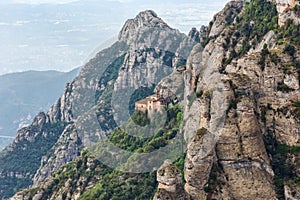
[0,68,79,149]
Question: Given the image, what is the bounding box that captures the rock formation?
[273,0,299,26]
[153,160,186,200]
[154,0,300,199]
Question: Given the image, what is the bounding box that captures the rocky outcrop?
[13,112,50,144]
[279,9,300,26]
[184,128,216,199]
[48,84,73,123]
[0,68,79,150]
[33,124,82,186]
[113,47,174,91]
[114,11,196,92]
[153,160,186,200]
[214,97,276,200]
[188,28,200,43]
[179,9,280,200]
[275,0,296,13]
[271,0,300,26]
[208,0,243,38]
[119,10,171,45]
[0,112,67,199]
[155,70,185,102]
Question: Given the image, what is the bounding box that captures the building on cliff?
[135,94,165,113]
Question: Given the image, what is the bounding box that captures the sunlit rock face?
[274,0,298,26]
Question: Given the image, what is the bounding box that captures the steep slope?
[154,0,300,199]
[0,69,79,150]
[0,10,197,200]
[12,105,182,200]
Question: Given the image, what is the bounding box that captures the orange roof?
[135,99,149,105]
[135,94,162,106]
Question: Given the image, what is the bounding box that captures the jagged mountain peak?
[118,10,172,43]
[188,27,200,43]
[135,10,159,21]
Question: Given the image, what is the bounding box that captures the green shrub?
[270,53,280,64]
[277,82,293,92]
[221,0,278,68]
[131,110,150,127]
[283,44,295,56]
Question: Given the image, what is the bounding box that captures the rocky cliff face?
[274,0,299,26]
[154,0,300,199]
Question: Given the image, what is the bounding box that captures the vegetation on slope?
[23,105,183,200]
[264,134,300,199]
[220,0,278,70]
[79,105,183,200]
[0,121,67,199]
[78,166,157,200]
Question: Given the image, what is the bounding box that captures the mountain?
[3,0,300,199]
[0,68,79,150]
[0,10,197,199]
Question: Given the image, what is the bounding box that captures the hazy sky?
[10,0,132,3]
[0,0,229,75]
[10,0,78,4]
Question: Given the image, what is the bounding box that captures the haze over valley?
[0,0,228,75]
